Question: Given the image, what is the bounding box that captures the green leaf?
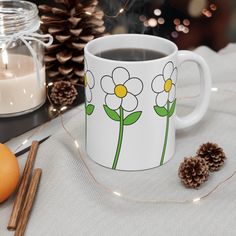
[168,99,176,117]
[103,105,120,121]
[124,111,142,126]
[154,105,168,117]
[86,104,95,115]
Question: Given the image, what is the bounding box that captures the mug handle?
[175,50,212,129]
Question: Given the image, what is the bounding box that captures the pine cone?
[197,142,226,172]
[50,81,78,106]
[178,156,209,188]
[39,0,106,83]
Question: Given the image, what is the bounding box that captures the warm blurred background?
[99,0,234,51]
[33,0,236,51]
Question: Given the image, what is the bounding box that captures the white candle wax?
[0,54,46,116]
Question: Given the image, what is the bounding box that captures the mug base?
[86,152,175,172]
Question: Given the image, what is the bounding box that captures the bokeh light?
[148,18,158,27]
[157,17,165,25]
[154,9,162,16]
[173,18,180,25]
[143,20,149,27]
[202,9,212,18]
[177,24,185,31]
[139,15,146,22]
[183,27,189,34]
[183,19,190,26]
[171,31,179,38]
[210,4,217,11]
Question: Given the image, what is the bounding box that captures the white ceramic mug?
[84,34,211,171]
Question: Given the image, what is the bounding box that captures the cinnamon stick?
[8,141,39,231]
[14,169,42,236]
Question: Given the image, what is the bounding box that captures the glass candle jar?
[0,1,52,117]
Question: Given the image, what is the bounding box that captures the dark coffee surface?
[96,48,166,61]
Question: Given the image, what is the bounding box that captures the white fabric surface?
[1,44,236,236]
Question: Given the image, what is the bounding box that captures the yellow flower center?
[164,79,172,92]
[84,75,88,87]
[114,84,127,98]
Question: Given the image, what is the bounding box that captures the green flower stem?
[112,107,124,169]
[160,101,170,165]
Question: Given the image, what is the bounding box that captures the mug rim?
[84,34,178,64]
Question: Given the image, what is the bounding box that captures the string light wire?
[57,86,236,204]
[14,83,236,204]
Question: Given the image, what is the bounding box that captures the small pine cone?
[178,156,209,189]
[50,81,78,107]
[197,142,226,172]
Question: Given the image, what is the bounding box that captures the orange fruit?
[0,143,20,203]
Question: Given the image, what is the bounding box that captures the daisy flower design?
[101,67,143,112]
[84,65,95,115]
[101,67,143,169]
[151,61,177,165]
[151,61,177,107]
[85,70,95,103]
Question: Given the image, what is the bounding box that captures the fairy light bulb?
[22,139,28,145]
[74,140,79,149]
[211,87,218,92]
[119,8,124,14]
[193,197,201,203]
[104,0,129,18]
[113,191,122,197]
[60,106,67,111]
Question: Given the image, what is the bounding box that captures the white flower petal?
[124,77,143,95]
[85,87,92,103]
[156,91,168,107]
[105,94,122,110]
[168,85,176,103]
[163,61,174,81]
[122,93,138,112]
[151,75,165,93]
[86,70,95,89]
[112,67,130,85]
[101,75,115,94]
[171,67,177,85]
